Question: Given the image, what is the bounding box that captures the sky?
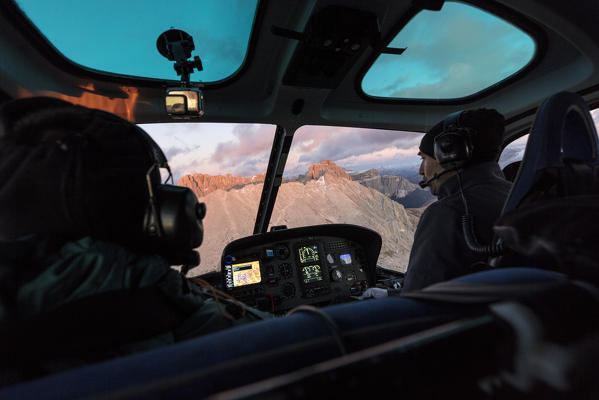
[141,123,424,181]
[144,109,599,181]
[361,2,536,99]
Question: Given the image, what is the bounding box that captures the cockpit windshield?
[271,125,433,272]
[143,122,276,273]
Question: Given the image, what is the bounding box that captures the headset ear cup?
[434,130,472,168]
[143,199,162,238]
[149,184,204,265]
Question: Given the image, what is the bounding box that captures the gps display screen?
[298,244,319,264]
[301,264,323,284]
[232,260,261,287]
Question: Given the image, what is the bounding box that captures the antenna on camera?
[156,29,203,86]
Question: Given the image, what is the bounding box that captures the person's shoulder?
[416,200,461,230]
[61,237,170,271]
[424,195,463,216]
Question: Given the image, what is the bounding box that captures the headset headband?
[442,111,465,132]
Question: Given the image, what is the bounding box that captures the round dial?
[330,268,343,282]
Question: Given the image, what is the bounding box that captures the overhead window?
[15,0,259,83]
[361,1,536,100]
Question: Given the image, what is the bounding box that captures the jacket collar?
[437,162,506,200]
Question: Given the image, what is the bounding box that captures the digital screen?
[232,260,261,287]
[298,245,319,264]
[340,253,352,265]
[301,264,324,284]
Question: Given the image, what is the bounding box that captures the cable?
[456,171,470,215]
[287,305,347,356]
[190,277,268,322]
[456,170,503,256]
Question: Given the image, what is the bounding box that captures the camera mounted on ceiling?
[434,110,477,169]
[157,29,205,119]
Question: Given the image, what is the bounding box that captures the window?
[499,134,528,169]
[270,125,433,272]
[16,0,259,83]
[499,107,599,170]
[361,1,535,100]
[142,122,276,273]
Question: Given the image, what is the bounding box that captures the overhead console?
[221,224,381,314]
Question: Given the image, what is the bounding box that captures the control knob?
[283,283,296,297]
[330,268,343,282]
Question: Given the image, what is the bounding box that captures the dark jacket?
[402,162,511,292]
[0,236,270,381]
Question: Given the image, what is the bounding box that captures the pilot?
[402,109,511,292]
[0,97,268,379]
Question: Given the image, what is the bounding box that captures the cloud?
[364,3,535,99]
[163,145,190,160]
[143,122,425,180]
[140,122,274,180]
[208,124,275,176]
[285,126,423,176]
[335,146,421,169]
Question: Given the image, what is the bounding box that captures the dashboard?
[221,224,382,314]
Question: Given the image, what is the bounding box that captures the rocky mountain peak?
[306,160,350,180]
[350,168,380,181]
[178,173,265,198]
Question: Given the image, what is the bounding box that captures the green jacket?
[0,236,269,378]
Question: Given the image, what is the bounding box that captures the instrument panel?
[221,224,382,313]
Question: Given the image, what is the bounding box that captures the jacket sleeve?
[402,202,464,292]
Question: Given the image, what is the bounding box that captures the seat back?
[494,91,599,281]
[502,91,599,213]
[501,160,521,182]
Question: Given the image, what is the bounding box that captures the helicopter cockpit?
[1,0,599,398]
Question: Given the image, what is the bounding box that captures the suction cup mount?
[157,29,203,85]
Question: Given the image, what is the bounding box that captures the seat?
[0,267,578,399]
[0,294,480,399]
[494,91,599,282]
[501,160,521,182]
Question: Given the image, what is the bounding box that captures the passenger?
[402,109,511,292]
[0,97,268,381]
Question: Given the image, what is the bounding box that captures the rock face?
[307,160,351,180]
[351,169,434,208]
[186,162,423,276]
[351,168,416,198]
[178,173,266,197]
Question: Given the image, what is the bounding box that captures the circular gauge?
[276,245,290,260]
[330,268,343,282]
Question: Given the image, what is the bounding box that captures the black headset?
[434,110,476,169]
[137,129,205,267]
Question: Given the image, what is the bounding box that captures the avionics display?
[301,264,324,284]
[232,261,261,287]
[298,244,319,264]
